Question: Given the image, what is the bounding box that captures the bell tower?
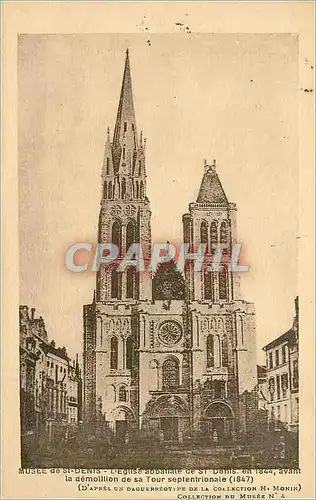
[182,160,241,303]
[97,50,152,303]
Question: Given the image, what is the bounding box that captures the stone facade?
[19,306,82,439]
[263,297,299,432]
[83,51,258,442]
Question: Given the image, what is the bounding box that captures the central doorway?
[204,402,235,442]
[115,420,127,439]
[211,417,225,438]
[160,417,178,441]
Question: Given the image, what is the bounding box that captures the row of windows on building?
[47,387,67,416]
[109,356,182,391]
[46,362,67,384]
[103,179,145,200]
[108,352,229,400]
[109,216,230,251]
[150,358,228,395]
[268,365,299,402]
[109,267,229,301]
[199,220,229,252]
[269,397,299,425]
[107,218,229,301]
[268,345,288,369]
[110,332,229,375]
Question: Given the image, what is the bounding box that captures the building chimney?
[30,308,35,320]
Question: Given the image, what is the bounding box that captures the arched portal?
[203,401,235,442]
[110,405,136,439]
[142,395,189,442]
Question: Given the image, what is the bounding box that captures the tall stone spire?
[113,49,137,148]
[101,50,147,200]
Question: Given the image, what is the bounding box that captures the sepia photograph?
[18,33,300,470]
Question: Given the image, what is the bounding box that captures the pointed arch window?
[210,221,218,254]
[118,385,127,402]
[124,122,127,133]
[108,181,113,199]
[106,157,110,175]
[204,271,213,301]
[219,267,228,300]
[111,220,122,253]
[200,221,208,249]
[126,336,133,370]
[110,337,118,369]
[126,267,138,299]
[104,181,108,199]
[162,358,179,390]
[140,181,144,199]
[111,267,122,299]
[220,221,228,255]
[138,160,141,176]
[126,219,137,251]
[222,335,228,367]
[121,178,127,199]
[136,181,139,199]
[206,335,214,368]
[123,146,126,160]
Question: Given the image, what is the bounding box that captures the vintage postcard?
[1,1,315,499]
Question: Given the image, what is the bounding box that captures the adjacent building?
[19,305,82,439]
[68,356,83,428]
[263,297,299,432]
[257,364,268,412]
[83,50,258,442]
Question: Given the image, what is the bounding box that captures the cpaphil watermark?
[65,243,249,273]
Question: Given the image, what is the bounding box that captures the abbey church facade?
[83,51,257,442]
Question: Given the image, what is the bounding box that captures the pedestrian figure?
[124,432,129,446]
[213,429,218,445]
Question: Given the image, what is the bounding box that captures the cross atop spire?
[113,49,137,148]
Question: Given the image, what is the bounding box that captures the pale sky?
[19,34,298,363]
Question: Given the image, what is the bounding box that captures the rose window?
[110,205,122,216]
[124,205,137,216]
[158,321,182,346]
